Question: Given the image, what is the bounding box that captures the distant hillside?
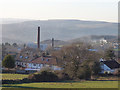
[69,35,117,43]
[0,18,32,24]
[2,19,118,43]
[2,37,24,44]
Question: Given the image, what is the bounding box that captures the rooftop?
[101,60,120,69]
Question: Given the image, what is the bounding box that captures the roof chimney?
[37,26,40,49]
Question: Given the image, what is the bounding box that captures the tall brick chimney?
[37,26,40,49]
[52,38,54,48]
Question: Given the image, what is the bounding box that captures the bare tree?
[52,42,101,79]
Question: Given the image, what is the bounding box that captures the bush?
[22,78,32,83]
[54,70,70,80]
[28,71,59,82]
[2,78,32,84]
[77,66,91,80]
[2,69,16,73]
[2,55,15,69]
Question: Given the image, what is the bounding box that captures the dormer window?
[25,56,29,59]
[20,56,23,58]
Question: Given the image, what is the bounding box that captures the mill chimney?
[52,38,54,48]
[37,26,40,49]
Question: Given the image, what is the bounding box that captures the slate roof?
[15,47,58,65]
[15,53,35,61]
[101,60,120,69]
[15,47,40,61]
[29,56,57,65]
[16,54,58,65]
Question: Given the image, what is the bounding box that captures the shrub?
[77,66,91,80]
[54,70,70,80]
[2,55,15,69]
[28,71,59,82]
[2,69,16,73]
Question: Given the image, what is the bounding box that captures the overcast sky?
[0,0,119,22]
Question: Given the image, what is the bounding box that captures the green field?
[2,81,118,88]
[1,74,119,89]
[1,73,28,80]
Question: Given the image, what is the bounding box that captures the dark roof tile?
[102,60,120,69]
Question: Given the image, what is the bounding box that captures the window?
[25,56,29,59]
[46,59,49,62]
[20,56,23,58]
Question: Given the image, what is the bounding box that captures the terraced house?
[16,55,61,71]
[15,47,61,72]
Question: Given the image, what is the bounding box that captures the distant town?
[1,0,119,89]
[1,26,119,89]
[1,26,119,73]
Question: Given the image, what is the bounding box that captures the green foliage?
[2,55,15,68]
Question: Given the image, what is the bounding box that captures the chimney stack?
[37,26,40,49]
[52,38,54,48]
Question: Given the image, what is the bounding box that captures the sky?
[0,0,119,22]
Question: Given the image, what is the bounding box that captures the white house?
[15,56,62,72]
[100,38,107,44]
[100,58,120,74]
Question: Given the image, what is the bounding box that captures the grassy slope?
[3,81,118,88]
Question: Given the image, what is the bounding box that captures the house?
[15,47,41,60]
[100,38,107,44]
[15,46,62,72]
[100,59,120,74]
[15,55,62,72]
[25,56,61,71]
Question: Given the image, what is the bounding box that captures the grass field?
[1,74,119,89]
[2,81,118,88]
[1,73,28,80]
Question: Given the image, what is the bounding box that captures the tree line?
[2,42,117,80]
